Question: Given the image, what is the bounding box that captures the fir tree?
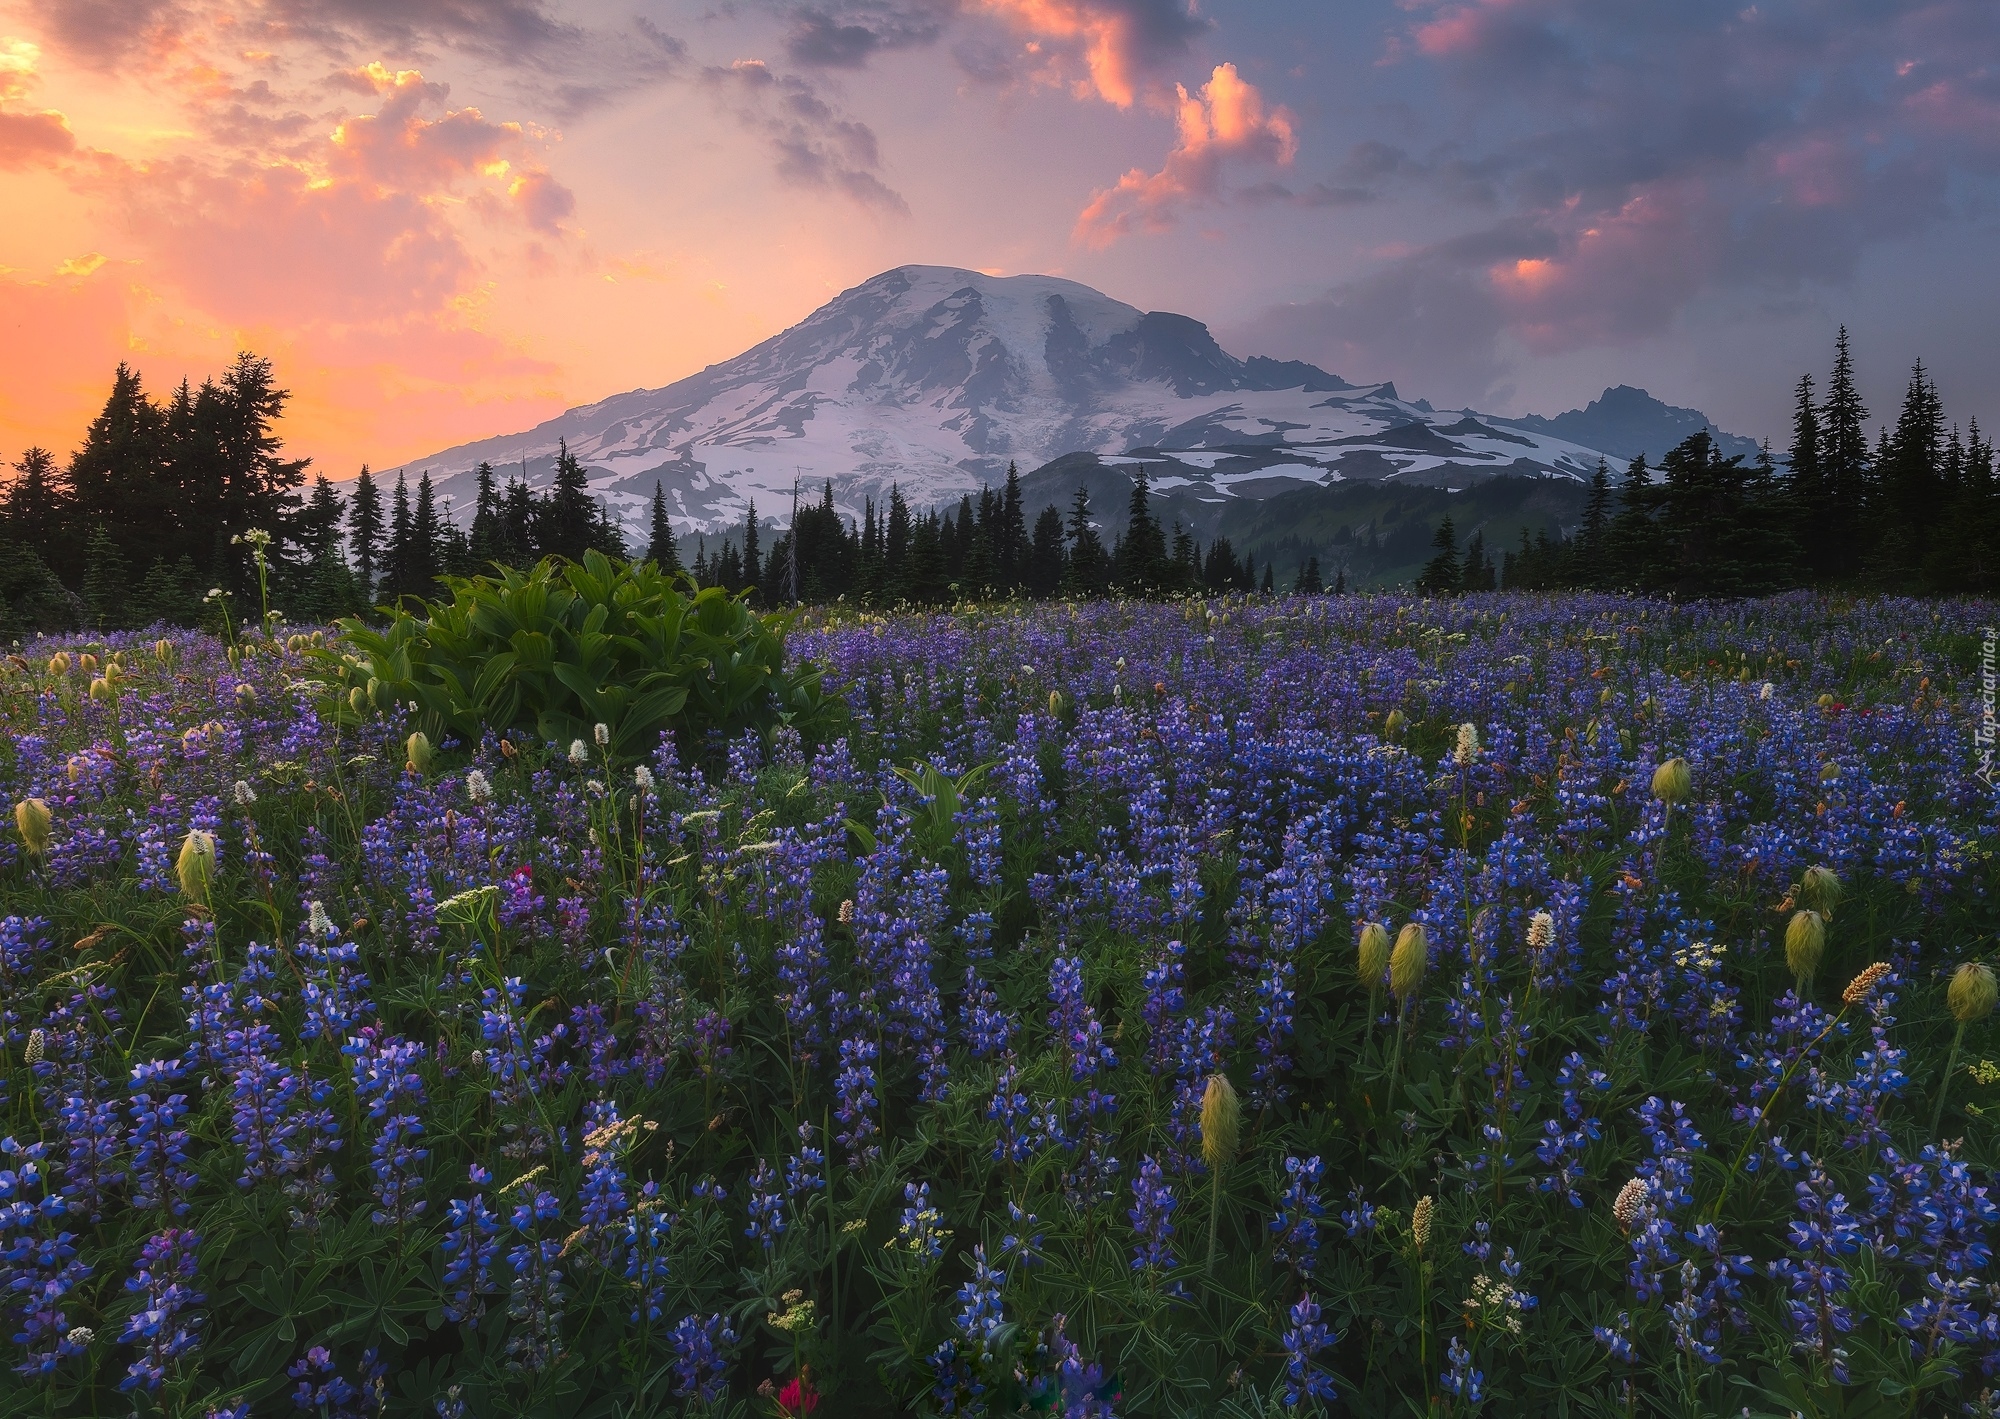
[1118,471,1168,593]
[538,440,596,562]
[347,467,383,601]
[503,473,537,564]
[383,472,413,602]
[646,482,682,574]
[411,472,443,592]
[1064,484,1109,596]
[1421,516,1460,593]
[469,462,505,568]
[1027,504,1066,598]
[742,499,761,601]
[1819,327,1870,579]
[80,524,131,630]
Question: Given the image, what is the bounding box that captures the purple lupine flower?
[440,1178,501,1324]
[1271,1155,1326,1279]
[744,1158,786,1253]
[128,1059,196,1217]
[668,1312,737,1402]
[1767,1155,1864,1383]
[834,1034,880,1169]
[0,1138,92,1376]
[298,940,370,1045]
[1281,1292,1338,1407]
[1441,1334,1483,1408]
[117,1228,204,1391]
[786,1122,826,1200]
[288,1345,385,1418]
[624,1183,672,1327]
[505,1188,567,1372]
[1127,1157,1177,1272]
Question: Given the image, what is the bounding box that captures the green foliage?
[314,551,836,759]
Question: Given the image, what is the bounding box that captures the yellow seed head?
[1785,910,1825,982]
[88,676,113,703]
[47,652,71,676]
[1389,922,1429,1002]
[14,798,52,856]
[1819,761,1840,783]
[1200,1073,1240,1172]
[153,638,173,663]
[1799,865,1842,916]
[24,1028,45,1066]
[1948,962,1997,1025]
[1651,757,1691,805]
[1842,961,1892,1006]
[176,829,217,907]
[405,731,434,776]
[1383,708,1406,738]
[1357,921,1391,986]
[1612,1178,1648,1232]
[234,683,257,707]
[1411,1195,1434,1251]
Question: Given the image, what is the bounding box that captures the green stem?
[1207,1163,1225,1271]
[1708,1002,1852,1221]
[1931,1020,1968,1139]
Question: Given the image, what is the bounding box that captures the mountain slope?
[404,266,1759,540]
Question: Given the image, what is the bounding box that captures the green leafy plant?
[313,552,837,758]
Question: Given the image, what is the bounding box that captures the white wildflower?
[594,722,611,747]
[465,769,493,805]
[307,900,333,938]
[1453,722,1480,767]
[569,739,589,764]
[1759,682,1774,700]
[633,765,656,791]
[66,1326,93,1345]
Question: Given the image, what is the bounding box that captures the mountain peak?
[1496,385,1761,463]
[400,268,1756,540]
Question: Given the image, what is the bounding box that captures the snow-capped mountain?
[406,266,1755,538]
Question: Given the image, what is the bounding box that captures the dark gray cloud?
[1238,0,2000,403]
[705,60,909,213]
[782,3,949,69]
[19,0,184,65]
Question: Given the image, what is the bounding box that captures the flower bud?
[1200,1073,1240,1172]
[349,686,367,713]
[234,683,257,707]
[1785,909,1825,983]
[78,653,97,672]
[1799,865,1841,917]
[1816,692,1834,710]
[88,676,112,702]
[1651,757,1691,805]
[153,638,173,663]
[405,731,434,776]
[176,829,217,907]
[1356,921,1391,986]
[1389,922,1429,1002]
[499,738,519,760]
[1948,962,1998,1026]
[1049,689,1063,716]
[1383,708,1406,738]
[47,651,71,675]
[1819,762,1840,783]
[13,798,52,856]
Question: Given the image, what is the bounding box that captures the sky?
[1,0,1996,478]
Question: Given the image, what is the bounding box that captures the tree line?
[5,329,1994,635]
[1458,329,1998,597]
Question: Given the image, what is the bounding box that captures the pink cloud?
[0,35,73,168]
[972,0,1205,108]
[1074,62,1295,246]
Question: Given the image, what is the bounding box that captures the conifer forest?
[1,332,1999,1419]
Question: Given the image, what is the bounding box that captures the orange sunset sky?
[2,0,1995,478]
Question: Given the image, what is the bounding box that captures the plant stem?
[1208,1163,1225,1271]
[1931,1020,1968,1139]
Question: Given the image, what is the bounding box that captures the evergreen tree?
[1064,485,1109,596]
[538,440,596,562]
[383,472,413,602]
[884,486,913,601]
[999,463,1028,591]
[1259,563,1274,594]
[1603,455,1660,589]
[412,472,443,592]
[300,473,344,564]
[4,447,67,561]
[62,363,170,586]
[469,462,505,568]
[1819,327,1870,579]
[1293,556,1324,594]
[646,482,682,574]
[1572,458,1613,588]
[1118,472,1168,593]
[1458,533,1494,592]
[80,524,131,630]
[1420,516,1460,593]
[742,499,761,601]
[348,468,384,602]
[503,474,537,564]
[1026,504,1066,598]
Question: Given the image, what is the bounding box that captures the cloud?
[706,59,909,212]
[15,0,185,67]
[970,0,1207,107]
[783,3,949,68]
[1074,63,1295,245]
[0,36,74,168]
[1230,0,2000,402]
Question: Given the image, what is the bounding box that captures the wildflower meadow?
[4,584,1999,1419]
